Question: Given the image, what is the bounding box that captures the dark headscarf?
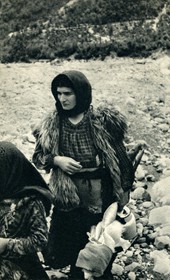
[0,141,53,215]
[51,70,92,117]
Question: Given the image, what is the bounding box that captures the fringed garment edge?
[33,107,127,210]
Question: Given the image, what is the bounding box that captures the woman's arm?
[33,142,82,175]
[32,111,59,172]
[1,200,48,259]
[32,141,54,173]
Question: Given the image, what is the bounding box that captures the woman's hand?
[53,156,82,175]
[0,238,9,254]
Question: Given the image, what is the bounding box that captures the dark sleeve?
[32,140,54,173]
[3,200,48,259]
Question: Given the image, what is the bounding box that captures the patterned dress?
[42,113,116,269]
[0,196,49,280]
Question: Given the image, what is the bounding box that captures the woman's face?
[57,86,76,110]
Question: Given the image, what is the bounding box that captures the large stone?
[124,262,141,272]
[133,181,147,189]
[138,217,149,226]
[150,250,170,276]
[151,176,170,204]
[142,201,154,209]
[154,235,170,249]
[149,206,170,225]
[157,224,170,237]
[111,263,124,276]
[131,187,145,200]
[160,194,170,205]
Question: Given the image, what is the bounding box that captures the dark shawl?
[51,70,92,117]
[0,141,53,215]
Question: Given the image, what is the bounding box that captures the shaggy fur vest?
[34,107,130,211]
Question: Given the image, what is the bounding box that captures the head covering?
[0,141,53,214]
[51,70,92,117]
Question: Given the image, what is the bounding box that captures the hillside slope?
[0,0,169,62]
[0,0,166,38]
[0,0,69,38]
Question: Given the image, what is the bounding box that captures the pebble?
[157,123,169,132]
[147,232,157,242]
[126,250,134,258]
[140,242,148,248]
[137,237,147,244]
[154,117,165,123]
[124,257,133,265]
[111,263,124,276]
[142,201,154,209]
[125,262,141,272]
[131,187,145,200]
[128,271,136,280]
[125,97,136,114]
[154,235,170,249]
[133,181,147,189]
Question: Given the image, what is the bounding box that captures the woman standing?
[32,70,134,279]
[0,141,53,280]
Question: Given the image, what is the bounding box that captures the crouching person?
[0,141,53,280]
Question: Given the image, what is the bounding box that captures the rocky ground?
[0,52,170,279]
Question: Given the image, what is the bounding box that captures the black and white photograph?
[0,1,170,279]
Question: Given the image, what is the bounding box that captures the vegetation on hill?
[0,0,170,62]
[59,0,166,26]
[0,0,69,38]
